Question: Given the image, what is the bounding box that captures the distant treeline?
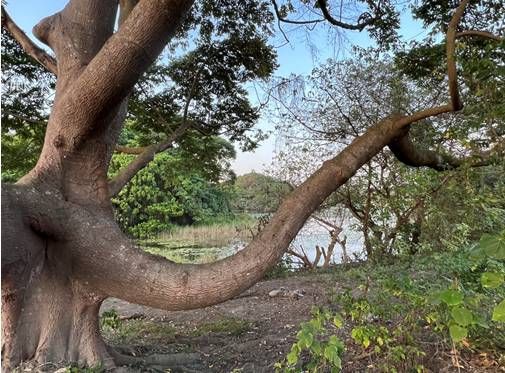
[230,172,293,213]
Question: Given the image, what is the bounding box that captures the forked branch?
[395,0,469,130]
[37,0,195,153]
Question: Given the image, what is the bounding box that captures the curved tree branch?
[388,0,505,171]
[25,114,409,311]
[1,6,57,75]
[388,128,461,171]
[389,0,482,168]
[79,111,468,311]
[389,128,505,171]
[456,30,503,41]
[316,0,379,31]
[271,0,324,25]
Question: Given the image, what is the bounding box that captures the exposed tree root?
[108,346,204,372]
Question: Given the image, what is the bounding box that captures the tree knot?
[53,134,65,148]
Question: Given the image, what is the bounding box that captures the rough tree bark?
[1,0,496,370]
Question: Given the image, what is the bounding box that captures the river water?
[289,217,364,265]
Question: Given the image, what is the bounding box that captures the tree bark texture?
[1,0,476,369]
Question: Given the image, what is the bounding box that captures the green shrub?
[275,307,345,372]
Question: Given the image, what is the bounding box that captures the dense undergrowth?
[276,231,505,372]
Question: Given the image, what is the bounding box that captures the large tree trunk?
[1,0,470,370]
[2,187,111,368]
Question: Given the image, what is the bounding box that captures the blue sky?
[5,1,428,175]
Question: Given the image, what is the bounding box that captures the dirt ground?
[101,274,331,372]
[100,272,503,373]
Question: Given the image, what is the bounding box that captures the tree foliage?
[1,29,54,181]
[110,134,236,238]
[270,50,505,260]
[125,0,277,151]
[230,172,293,213]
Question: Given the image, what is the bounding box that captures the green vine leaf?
[439,289,463,306]
[451,307,473,326]
[481,272,504,289]
[492,300,505,322]
[479,232,505,260]
[449,324,468,342]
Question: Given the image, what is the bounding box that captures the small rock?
[269,287,306,299]
[268,287,286,297]
[289,289,305,299]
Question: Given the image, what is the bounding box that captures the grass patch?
[101,311,252,347]
[157,216,256,248]
[102,318,176,346]
[141,245,230,263]
[190,318,253,337]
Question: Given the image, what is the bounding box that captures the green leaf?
[449,324,468,342]
[377,336,384,346]
[451,307,473,326]
[298,330,314,348]
[468,244,487,261]
[332,355,342,369]
[481,272,504,289]
[492,300,505,322]
[311,340,322,355]
[480,232,505,260]
[328,335,339,346]
[328,335,345,352]
[286,349,298,365]
[324,345,342,367]
[362,337,371,349]
[333,314,344,328]
[439,289,463,306]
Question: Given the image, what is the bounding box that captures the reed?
[158,219,256,248]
